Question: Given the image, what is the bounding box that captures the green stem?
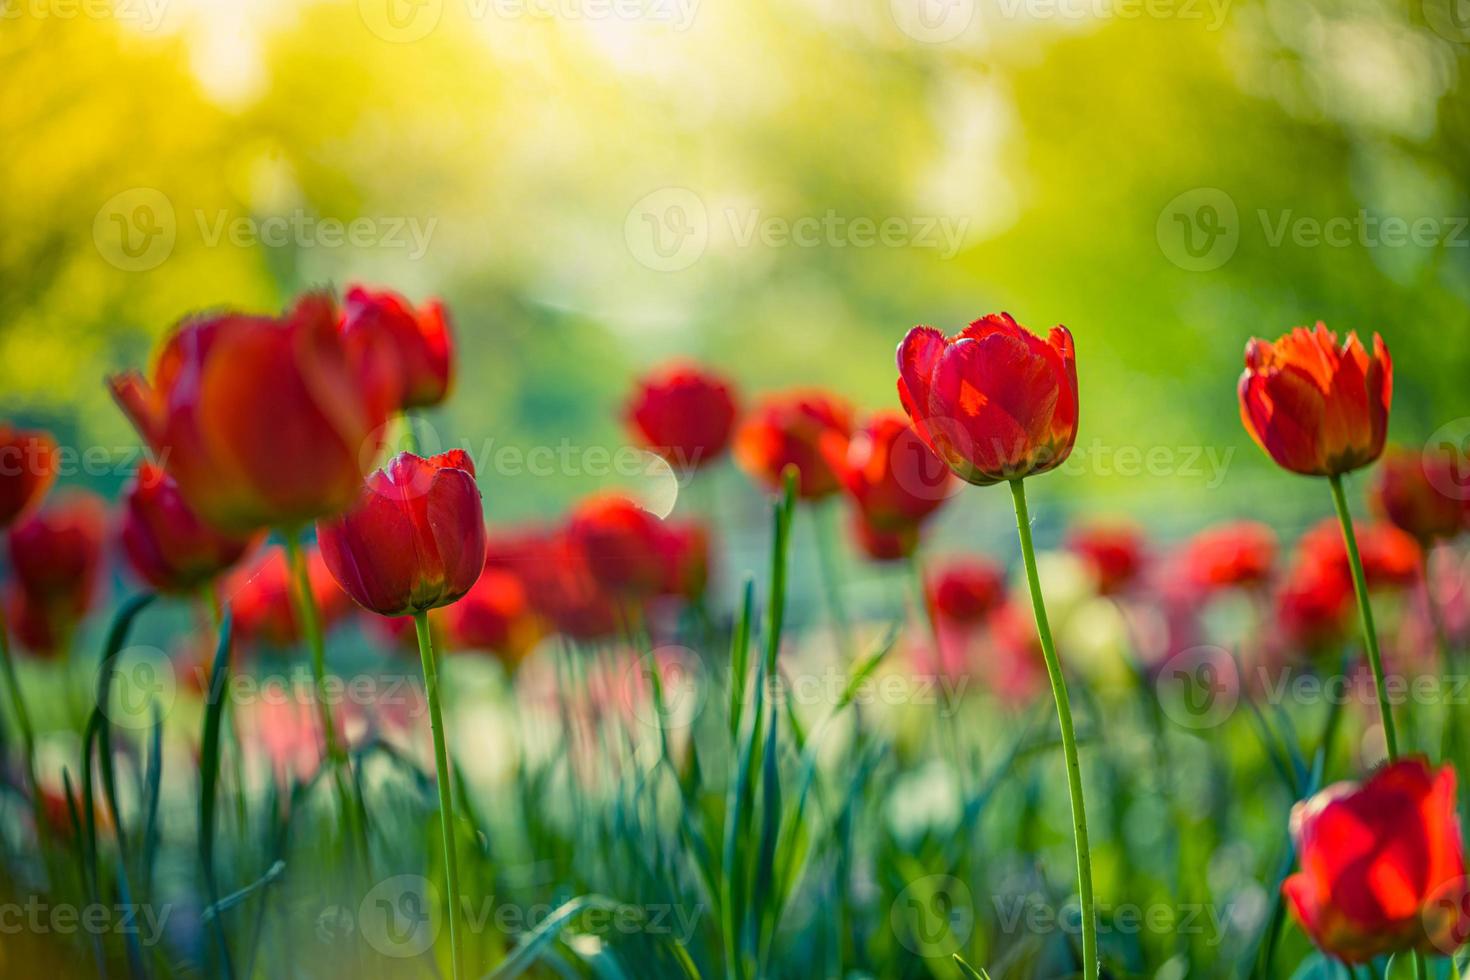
[1327,474,1399,760]
[0,604,45,844]
[1008,479,1097,978]
[1423,547,1462,768]
[812,500,853,660]
[414,611,463,980]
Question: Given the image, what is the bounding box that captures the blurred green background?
[3,0,1468,534]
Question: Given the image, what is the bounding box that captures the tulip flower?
[221,547,350,650]
[108,292,394,532]
[120,463,258,594]
[1297,518,1422,592]
[567,495,670,604]
[0,426,57,529]
[1239,324,1391,478]
[1372,447,1465,546]
[625,362,738,471]
[316,449,483,980]
[928,559,1007,626]
[1275,560,1352,657]
[895,312,1095,976]
[659,520,711,602]
[1239,325,1403,760]
[1067,523,1147,596]
[849,509,919,562]
[1284,757,1470,963]
[1180,522,1277,593]
[896,313,1077,486]
[341,285,454,410]
[438,569,541,667]
[735,390,852,500]
[840,411,954,529]
[316,451,485,617]
[6,490,107,645]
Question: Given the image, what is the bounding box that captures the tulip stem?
[1327,474,1400,761]
[812,501,853,660]
[0,605,45,846]
[1008,478,1097,979]
[414,611,463,980]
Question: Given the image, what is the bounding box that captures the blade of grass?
[482,895,630,980]
[199,608,237,980]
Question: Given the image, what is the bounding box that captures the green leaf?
[953,953,991,979]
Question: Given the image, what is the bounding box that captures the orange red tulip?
[1238,324,1392,477]
[625,362,738,471]
[341,284,454,410]
[735,390,852,500]
[1067,523,1146,596]
[1372,446,1466,545]
[5,491,107,654]
[840,411,953,530]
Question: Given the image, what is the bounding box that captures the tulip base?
[1008,478,1098,978]
[415,611,464,980]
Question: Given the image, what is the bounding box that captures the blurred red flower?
[222,547,350,648]
[850,509,919,563]
[1067,523,1147,596]
[985,602,1047,702]
[567,495,669,601]
[0,426,57,529]
[659,520,711,601]
[6,491,107,653]
[1238,324,1391,477]
[896,313,1077,486]
[1298,518,1421,591]
[121,463,258,594]
[1372,446,1466,545]
[108,293,394,532]
[840,411,953,529]
[625,362,738,471]
[317,451,485,617]
[928,558,1007,625]
[1275,559,1352,655]
[341,284,453,410]
[438,568,541,667]
[526,532,622,642]
[1181,522,1277,592]
[735,391,852,500]
[1283,757,1469,962]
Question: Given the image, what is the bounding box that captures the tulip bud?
[840,411,954,529]
[735,390,852,500]
[1372,446,1465,545]
[1238,323,1392,477]
[316,451,485,617]
[0,425,58,529]
[341,285,454,410]
[625,362,738,471]
[121,463,258,593]
[5,491,107,654]
[897,313,1078,486]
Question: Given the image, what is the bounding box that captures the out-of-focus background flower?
[4,0,1468,530]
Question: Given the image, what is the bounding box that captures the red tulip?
[108,293,394,532]
[1275,559,1352,655]
[526,532,622,642]
[316,451,485,617]
[342,285,453,410]
[6,491,107,627]
[6,586,68,657]
[625,362,738,471]
[1372,446,1465,545]
[897,313,1078,486]
[928,559,1007,625]
[1239,324,1392,477]
[1182,522,1277,592]
[438,569,541,666]
[660,520,711,601]
[1284,757,1469,962]
[0,426,58,528]
[840,411,954,529]
[1067,523,1146,596]
[567,495,669,601]
[120,463,258,593]
[735,391,852,500]
[850,509,919,562]
[222,547,351,649]
[1298,518,1422,591]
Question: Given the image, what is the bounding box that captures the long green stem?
[1009,479,1097,978]
[1327,474,1399,760]
[0,604,45,844]
[812,500,853,660]
[414,611,463,980]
